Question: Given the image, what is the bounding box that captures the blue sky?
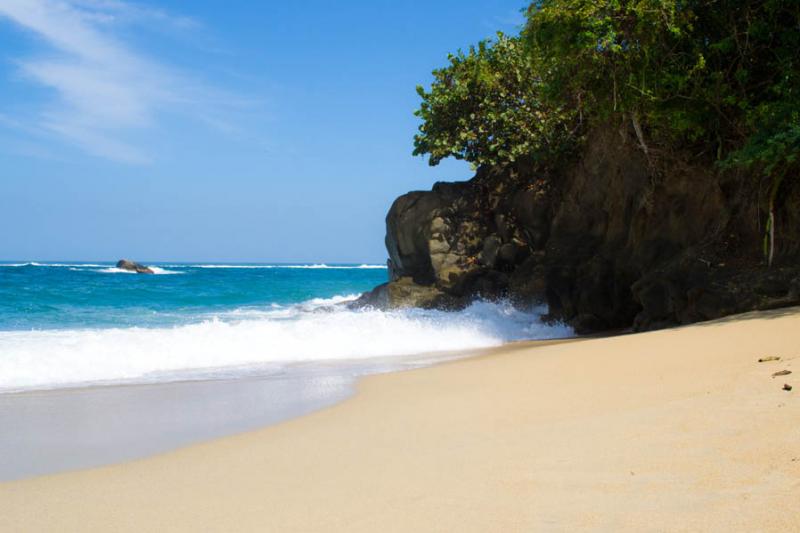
[0,0,526,262]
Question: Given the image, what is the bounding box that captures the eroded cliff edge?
[358,124,800,333]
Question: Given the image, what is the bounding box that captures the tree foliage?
[413,0,800,179]
[524,0,800,168]
[412,34,577,167]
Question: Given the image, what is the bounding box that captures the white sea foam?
[94,267,136,274]
[40,263,106,267]
[144,266,183,275]
[93,266,183,275]
[0,262,180,274]
[0,299,571,392]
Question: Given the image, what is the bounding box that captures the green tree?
[412,33,577,168]
[524,0,800,162]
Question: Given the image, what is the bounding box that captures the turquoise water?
[0,262,387,330]
[0,261,571,392]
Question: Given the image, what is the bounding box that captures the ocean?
[0,261,572,393]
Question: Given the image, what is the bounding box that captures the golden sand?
[2,309,798,531]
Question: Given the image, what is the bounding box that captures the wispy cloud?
[0,0,236,164]
[69,0,201,30]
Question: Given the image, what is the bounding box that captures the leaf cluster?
[523,0,800,171]
[412,34,577,168]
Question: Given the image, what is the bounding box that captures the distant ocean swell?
[0,262,387,273]
[0,297,571,392]
[185,264,387,269]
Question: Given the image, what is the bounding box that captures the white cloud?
[69,0,201,30]
[0,0,229,164]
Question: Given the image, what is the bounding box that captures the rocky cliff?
[358,123,800,332]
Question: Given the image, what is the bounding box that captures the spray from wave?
[0,296,571,392]
[92,266,183,275]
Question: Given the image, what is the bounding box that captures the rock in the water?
[116,259,154,274]
[349,277,465,310]
[386,277,455,309]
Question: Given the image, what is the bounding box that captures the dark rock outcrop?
[353,277,466,310]
[363,123,800,331]
[116,259,154,274]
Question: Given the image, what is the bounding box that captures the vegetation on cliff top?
[414,0,799,182]
[412,34,578,168]
[413,0,799,264]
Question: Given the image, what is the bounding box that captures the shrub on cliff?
[524,0,799,263]
[524,0,800,167]
[415,1,798,174]
[412,34,578,168]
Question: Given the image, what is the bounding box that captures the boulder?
[116,259,154,274]
[349,277,465,310]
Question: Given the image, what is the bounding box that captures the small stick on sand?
[759,356,781,362]
[773,370,792,378]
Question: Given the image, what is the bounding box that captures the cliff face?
[359,124,800,332]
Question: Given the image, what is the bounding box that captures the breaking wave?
[93,266,183,275]
[0,297,571,392]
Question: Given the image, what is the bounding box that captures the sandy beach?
[2,308,799,532]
